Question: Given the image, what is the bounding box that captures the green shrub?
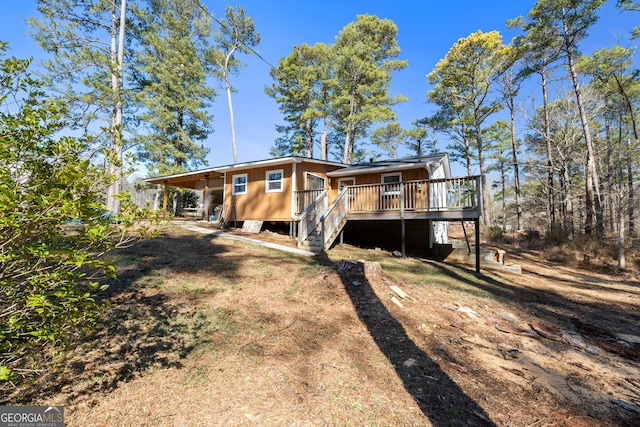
[0,43,156,387]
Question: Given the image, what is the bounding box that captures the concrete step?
[298,242,323,253]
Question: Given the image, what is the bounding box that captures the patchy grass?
[5,224,640,426]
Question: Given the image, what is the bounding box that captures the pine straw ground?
[10,225,640,426]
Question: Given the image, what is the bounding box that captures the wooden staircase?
[298,228,323,253]
[297,188,349,253]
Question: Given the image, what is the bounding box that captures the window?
[306,173,326,190]
[338,177,355,190]
[381,172,401,196]
[338,177,356,201]
[265,169,284,193]
[232,174,247,195]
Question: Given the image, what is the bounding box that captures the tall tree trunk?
[617,132,626,270]
[614,75,638,236]
[305,117,313,158]
[463,130,473,176]
[565,44,602,234]
[225,73,237,164]
[173,189,182,217]
[540,66,555,229]
[501,164,506,230]
[564,166,574,236]
[627,138,635,236]
[509,102,522,231]
[475,121,491,226]
[605,101,614,233]
[224,47,238,164]
[106,0,126,214]
[153,184,162,211]
[343,97,357,164]
[343,130,352,164]
[320,119,327,161]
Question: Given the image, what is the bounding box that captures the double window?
[265,169,284,193]
[232,170,285,195]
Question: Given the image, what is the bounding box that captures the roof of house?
[326,153,450,178]
[144,156,347,186]
[143,154,452,187]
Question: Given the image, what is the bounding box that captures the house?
[145,154,482,271]
[144,156,344,222]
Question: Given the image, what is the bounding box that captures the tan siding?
[327,167,430,204]
[224,164,294,222]
[296,162,344,190]
[220,161,346,222]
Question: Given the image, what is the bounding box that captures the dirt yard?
[13,224,640,426]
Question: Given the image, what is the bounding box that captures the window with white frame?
[306,173,326,190]
[265,169,284,193]
[338,177,356,200]
[381,172,401,196]
[232,173,247,195]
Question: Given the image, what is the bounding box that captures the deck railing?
[346,176,480,213]
[296,189,328,245]
[320,187,349,248]
[294,188,326,215]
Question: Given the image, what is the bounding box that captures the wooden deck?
[295,176,481,222]
[293,176,482,271]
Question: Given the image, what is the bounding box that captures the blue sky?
[2,1,638,176]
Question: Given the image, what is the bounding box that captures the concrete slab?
[177,222,317,257]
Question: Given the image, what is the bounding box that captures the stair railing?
[320,187,350,249]
[297,189,328,246]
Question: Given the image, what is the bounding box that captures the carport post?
[163,180,168,219]
[204,173,210,220]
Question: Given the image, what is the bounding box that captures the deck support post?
[400,183,406,258]
[401,218,406,258]
[474,217,480,273]
[203,173,210,220]
[461,220,471,254]
[162,180,168,219]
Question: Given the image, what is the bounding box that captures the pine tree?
[522,0,607,233]
[132,0,215,176]
[266,43,334,159]
[29,0,128,213]
[428,30,510,226]
[333,15,408,164]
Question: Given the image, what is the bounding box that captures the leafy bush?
[0,43,156,387]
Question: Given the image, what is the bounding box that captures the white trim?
[381,171,402,183]
[290,163,297,219]
[232,173,248,195]
[265,169,284,193]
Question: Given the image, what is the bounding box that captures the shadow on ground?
[7,231,238,405]
[336,260,495,426]
[426,260,640,340]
